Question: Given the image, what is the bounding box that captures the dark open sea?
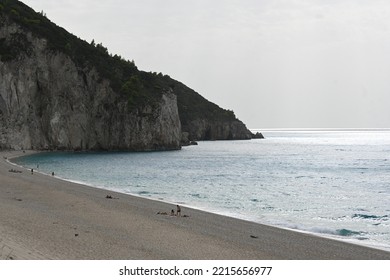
[12,130,390,251]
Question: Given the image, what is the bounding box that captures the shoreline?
[1,150,390,260]
[8,150,390,254]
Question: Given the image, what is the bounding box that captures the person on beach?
[176,205,181,217]
[31,168,33,174]
[171,209,175,216]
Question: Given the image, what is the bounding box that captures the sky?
[22,0,390,129]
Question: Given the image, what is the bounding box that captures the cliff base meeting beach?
[1,150,390,260]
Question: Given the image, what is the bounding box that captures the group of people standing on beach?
[157,205,183,217]
[169,205,182,217]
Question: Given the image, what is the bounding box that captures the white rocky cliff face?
[0,21,181,151]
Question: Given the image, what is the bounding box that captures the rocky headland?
[0,0,257,151]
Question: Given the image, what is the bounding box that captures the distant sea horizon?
[251,127,390,132]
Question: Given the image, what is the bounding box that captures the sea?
[12,130,390,252]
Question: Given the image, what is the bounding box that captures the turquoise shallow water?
[13,130,390,251]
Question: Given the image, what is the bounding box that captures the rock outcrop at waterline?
[0,1,255,151]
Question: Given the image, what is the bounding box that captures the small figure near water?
[171,209,175,216]
[52,172,55,176]
[176,205,181,217]
[105,194,118,199]
[31,168,33,174]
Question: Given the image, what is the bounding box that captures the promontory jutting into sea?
[1,0,390,260]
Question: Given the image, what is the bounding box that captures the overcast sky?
[22,0,390,129]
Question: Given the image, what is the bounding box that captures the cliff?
[172,81,253,142]
[0,16,180,151]
[0,1,254,151]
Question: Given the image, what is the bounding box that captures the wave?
[335,229,362,237]
[352,214,389,221]
[306,227,364,237]
[137,190,167,196]
[272,222,365,238]
[189,193,207,199]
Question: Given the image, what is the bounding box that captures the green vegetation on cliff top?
[0,0,240,127]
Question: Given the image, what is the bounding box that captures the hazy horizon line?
[251,128,390,132]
